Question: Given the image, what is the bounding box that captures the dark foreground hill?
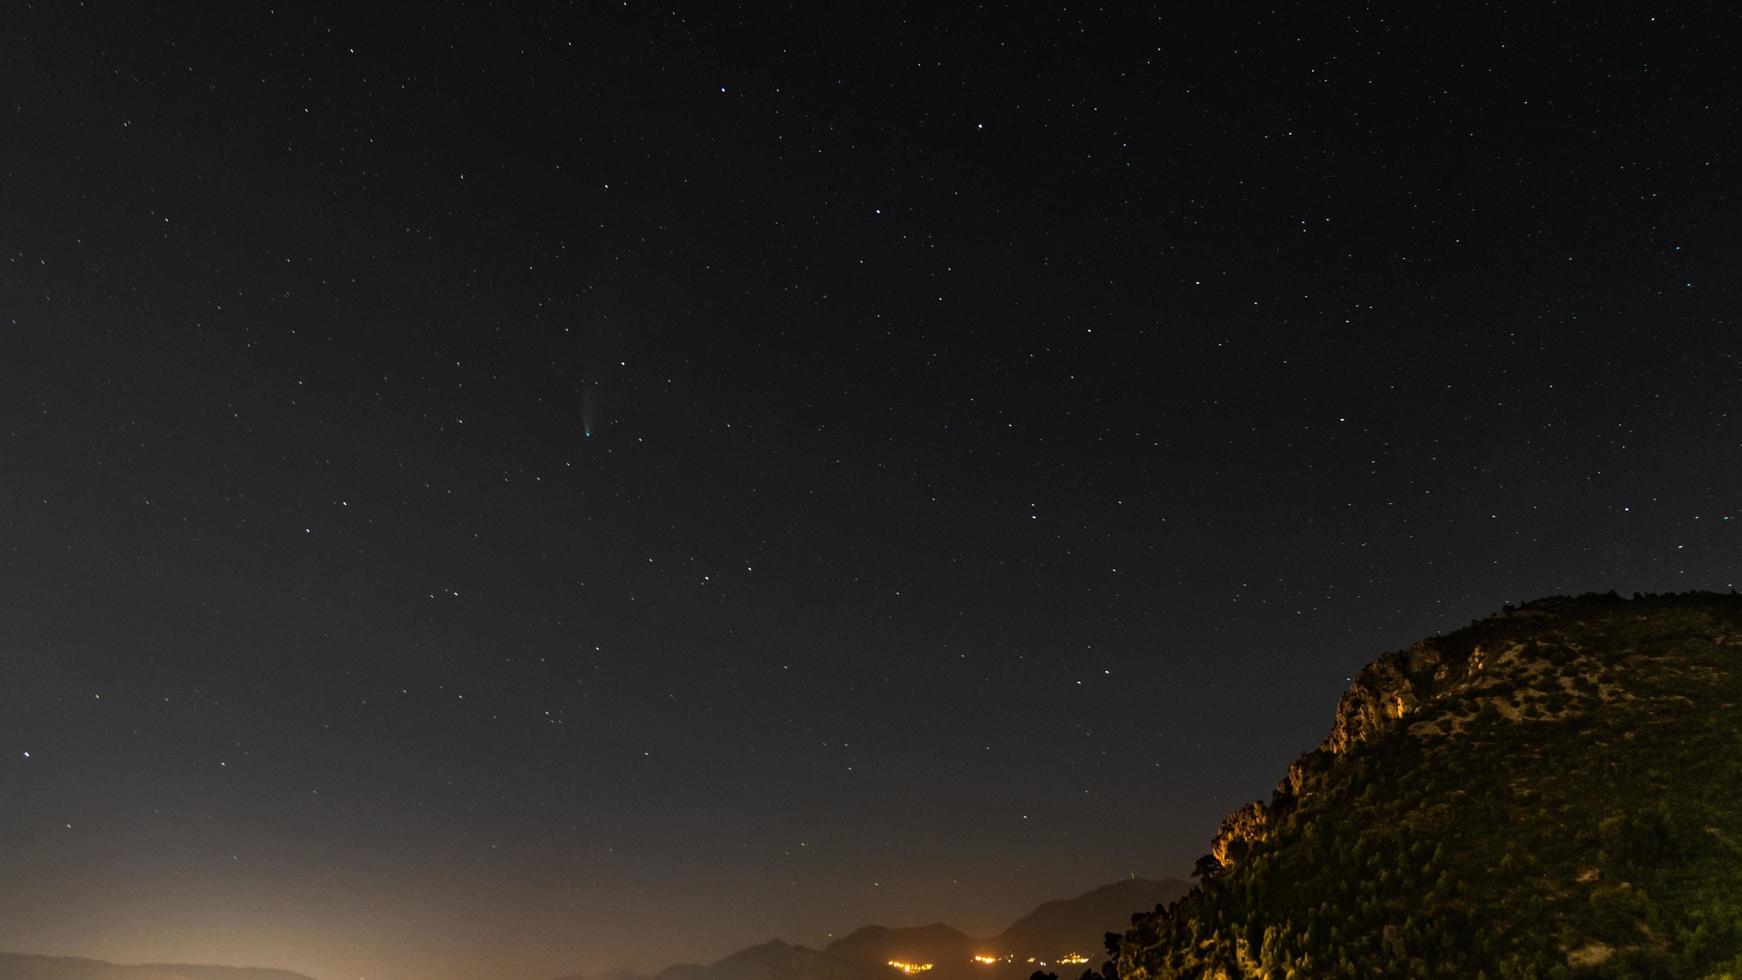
[1111,592,1742,979]
[0,953,317,980]
[558,876,1189,980]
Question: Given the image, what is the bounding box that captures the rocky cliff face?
[1201,603,1603,880]
[1115,592,1742,979]
[1319,643,1442,753]
[1207,802,1271,871]
[1205,638,1451,878]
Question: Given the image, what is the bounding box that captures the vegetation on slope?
[1110,592,1742,979]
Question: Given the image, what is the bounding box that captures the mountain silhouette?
[560,876,1189,980]
[0,952,318,980]
[996,879,1184,960]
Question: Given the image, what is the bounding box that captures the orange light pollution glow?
[888,961,935,973]
[969,953,1089,967]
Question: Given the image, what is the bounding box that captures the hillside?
[0,953,317,980]
[1110,592,1742,979]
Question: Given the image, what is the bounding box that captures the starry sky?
[1,4,1738,979]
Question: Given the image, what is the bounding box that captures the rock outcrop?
[1113,592,1742,979]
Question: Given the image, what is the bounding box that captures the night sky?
[2,4,1738,979]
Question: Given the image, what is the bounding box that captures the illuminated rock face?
[1320,647,1432,755]
[1205,615,1531,878]
[1208,801,1271,870]
[1113,593,1742,980]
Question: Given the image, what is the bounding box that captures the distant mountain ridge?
[996,878,1183,959]
[823,923,975,973]
[0,952,318,980]
[558,877,1190,980]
